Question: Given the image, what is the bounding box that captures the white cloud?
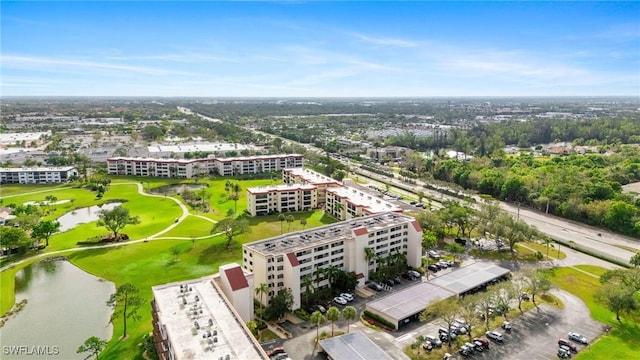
[348,32,421,48]
[1,55,197,76]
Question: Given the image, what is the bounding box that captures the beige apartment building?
[151,263,267,360]
[282,168,342,207]
[326,186,402,220]
[246,184,317,216]
[242,212,422,309]
[106,154,303,178]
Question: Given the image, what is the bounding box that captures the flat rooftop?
[152,278,266,360]
[107,157,205,164]
[366,282,456,323]
[245,212,417,256]
[429,262,511,295]
[0,166,76,172]
[284,168,342,186]
[328,186,402,214]
[215,154,303,162]
[319,332,393,360]
[247,183,315,194]
[148,143,253,153]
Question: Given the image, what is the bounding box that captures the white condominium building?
[326,186,403,221]
[106,154,303,178]
[246,184,317,216]
[282,168,342,207]
[151,263,267,360]
[242,212,422,309]
[0,166,78,184]
[213,154,303,177]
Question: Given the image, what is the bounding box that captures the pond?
[148,183,207,195]
[0,260,114,359]
[57,202,123,232]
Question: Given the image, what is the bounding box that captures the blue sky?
[2,1,639,97]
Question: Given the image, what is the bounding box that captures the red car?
[558,339,577,352]
[266,347,286,357]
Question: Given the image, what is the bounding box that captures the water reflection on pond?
[148,183,207,195]
[57,202,122,232]
[0,260,114,360]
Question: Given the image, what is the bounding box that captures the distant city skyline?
[2,1,639,97]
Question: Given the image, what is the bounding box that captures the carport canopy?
[319,332,393,360]
[429,262,511,295]
[366,282,456,326]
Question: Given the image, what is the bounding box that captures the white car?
[333,296,348,305]
[568,332,588,344]
[425,335,442,347]
[486,331,503,342]
[339,293,354,302]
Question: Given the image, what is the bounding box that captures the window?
[277,265,284,271]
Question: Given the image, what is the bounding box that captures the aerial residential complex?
[242,212,423,309]
[246,168,401,220]
[0,166,78,184]
[106,154,303,178]
[151,263,267,360]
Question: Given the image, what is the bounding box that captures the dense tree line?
[425,151,640,237]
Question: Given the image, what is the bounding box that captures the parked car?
[455,318,470,332]
[333,296,348,305]
[485,331,503,342]
[558,347,571,359]
[425,335,442,347]
[473,338,490,349]
[428,250,441,259]
[367,282,383,291]
[271,354,292,360]
[428,264,440,272]
[384,279,395,287]
[392,276,402,284]
[339,293,354,302]
[459,344,472,356]
[408,270,422,278]
[558,339,577,352]
[422,341,433,351]
[437,260,449,268]
[451,323,467,335]
[465,342,479,352]
[438,327,457,340]
[568,332,588,345]
[312,304,326,313]
[472,341,484,352]
[267,347,286,357]
[501,321,512,331]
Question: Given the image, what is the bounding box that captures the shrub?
[363,310,396,330]
[293,308,310,321]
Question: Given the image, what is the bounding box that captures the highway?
[185,107,639,266]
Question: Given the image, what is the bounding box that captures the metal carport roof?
[429,262,511,295]
[366,282,456,324]
[319,332,392,360]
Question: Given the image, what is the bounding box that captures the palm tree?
[326,306,341,337]
[301,275,314,307]
[278,214,286,234]
[233,183,241,196]
[255,283,269,315]
[325,265,339,296]
[309,311,326,351]
[229,193,239,214]
[300,218,307,230]
[313,267,325,290]
[286,215,295,232]
[364,247,375,278]
[225,180,232,195]
[422,231,437,279]
[342,306,357,334]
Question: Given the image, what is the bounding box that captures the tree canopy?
[97,206,140,239]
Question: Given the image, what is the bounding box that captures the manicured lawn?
[236,210,337,243]
[161,215,217,238]
[521,241,567,259]
[0,183,73,198]
[545,267,640,360]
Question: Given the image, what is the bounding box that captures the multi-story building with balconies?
[0,166,78,184]
[246,184,317,216]
[326,186,403,221]
[282,168,342,207]
[242,212,422,309]
[106,154,303,178]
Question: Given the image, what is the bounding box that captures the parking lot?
[269,285,604,360]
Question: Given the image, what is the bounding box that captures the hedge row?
[363,310,396,330]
